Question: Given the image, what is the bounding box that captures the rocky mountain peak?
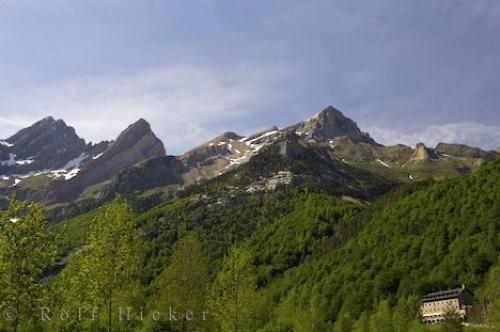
[291,106,377,144]
[43,119,166,203]
[313,105,343,119]
[410,143,438,162]
[105,118,165,157]
[0,116,86,173]
[117,118,152,140]
[40,115,55,123]
[9,116,72,142]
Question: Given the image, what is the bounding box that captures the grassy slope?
[352,157,485,183]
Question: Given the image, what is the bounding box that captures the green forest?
[0,158,499,331]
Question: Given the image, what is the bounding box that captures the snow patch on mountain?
[63,168,81,180]
[63,153,88,170]
[0,140,13,147]
[227,155,247,167]
[376,159,390,168]
[16,158,35,165]
[242,129,279,145]
[92,152,104,160]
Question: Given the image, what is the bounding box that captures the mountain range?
[2,106,499,331]
[1,106,498,213]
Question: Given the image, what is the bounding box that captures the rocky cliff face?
[100,156,184,199]
[79,118,165,179]
[278,133,309,159]
[44,119,166,203]
[288,106,377,144]
[409,143,438,162]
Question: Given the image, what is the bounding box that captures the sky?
[0,0,499,154]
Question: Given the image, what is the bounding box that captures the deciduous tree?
[209,247,258,332]
[155,232,209,332]
[0,197,59,332]
[83,196,142,332]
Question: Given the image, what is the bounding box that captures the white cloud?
[367,122,500,150]
[0,63,292,153]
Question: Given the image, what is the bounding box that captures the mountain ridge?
[1,107,498,210]
[0,117,165,205]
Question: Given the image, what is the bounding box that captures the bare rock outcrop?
[409,143,438,162]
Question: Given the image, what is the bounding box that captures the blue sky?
[0,0,499,153]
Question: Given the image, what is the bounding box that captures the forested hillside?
[1,157,499,331]
[258,158,500,331]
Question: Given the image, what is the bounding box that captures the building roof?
[421,285,470,303]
